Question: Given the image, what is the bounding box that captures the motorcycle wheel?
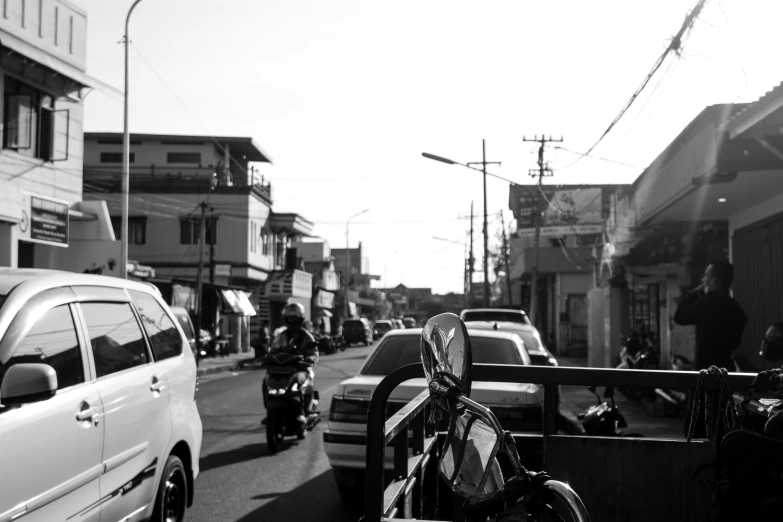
[509,480,591,522]
[663,399,681,418]
[266,408,285,453]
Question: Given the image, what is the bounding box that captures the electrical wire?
[130,44,259,177]
[556,0,709,172]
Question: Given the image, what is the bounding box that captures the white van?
[0,269,202,522]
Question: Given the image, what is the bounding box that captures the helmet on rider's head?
[283,302,306,328]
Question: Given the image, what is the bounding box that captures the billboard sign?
[510,186,603,229]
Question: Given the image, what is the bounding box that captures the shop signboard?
[25,194,69,247]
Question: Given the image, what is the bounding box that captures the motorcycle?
[421,313,591,522]
[262,353,321,453]
[315,332,336,355]
[331,333,347,352]
[616,331,660,401]
[654,353,693,417]
[577,386,641,437]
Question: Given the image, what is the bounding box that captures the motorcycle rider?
[262,302,319,429]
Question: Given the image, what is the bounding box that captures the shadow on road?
[200,442,274,472]
[235,469,363,522]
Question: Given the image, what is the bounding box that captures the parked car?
[392,319,404,329]
[460,307,531,325]
[372,320,394,340]
[463,320,558,367]
[0,268,203,522]
[170,306,197,357]
[323,328,542,497]
[402,317,417,328]
[342,318,373,346]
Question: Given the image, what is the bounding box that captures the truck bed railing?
[364,363,775,522]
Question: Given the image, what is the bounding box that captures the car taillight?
[330,397,410,423]
[330,396,370,423]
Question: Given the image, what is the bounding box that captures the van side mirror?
[0,363,58,406]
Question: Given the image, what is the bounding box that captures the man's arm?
[673,290,709,326]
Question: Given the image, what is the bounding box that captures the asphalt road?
[189,343,375,522]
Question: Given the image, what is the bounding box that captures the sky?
[72,0,783,294]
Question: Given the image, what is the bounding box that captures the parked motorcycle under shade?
[654,353,693,418]
[577,386,643,438]
[262,353,321,453]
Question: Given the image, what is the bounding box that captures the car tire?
[333,467,364,501]
[150,455,188,522]
[266,408,285,453]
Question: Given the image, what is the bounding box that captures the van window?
[8,304,83,389]
[81,302,149,378]
[129,290,183,361]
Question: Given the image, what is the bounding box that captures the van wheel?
[150,455,188,522]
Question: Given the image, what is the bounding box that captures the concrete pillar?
[0,223,19,267]
[554,273,562,355]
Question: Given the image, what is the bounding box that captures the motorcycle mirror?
[420,313,472,399]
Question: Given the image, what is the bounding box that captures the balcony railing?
[365,364,777,522]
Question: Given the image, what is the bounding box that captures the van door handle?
[150,377,165,393]
[76,403,100,422]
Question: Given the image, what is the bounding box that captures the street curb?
[196,358,259,377]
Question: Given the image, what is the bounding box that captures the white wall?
[729,189,783,238]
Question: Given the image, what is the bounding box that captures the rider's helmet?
[283,302,306,328]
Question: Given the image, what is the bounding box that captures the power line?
[553,146,644,170]
[556,0,709,171]
[130,44,258,177]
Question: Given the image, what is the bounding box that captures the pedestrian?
[255,320,271,361]
[673,259,747,438]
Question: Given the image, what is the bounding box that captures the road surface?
[189,344,375,522]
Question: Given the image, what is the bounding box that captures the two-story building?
[508,184,628,355]
[332,242,380,317]
[293,236,340,332]
[82,132,313,352]
[594,82,783,371]
[0,0,119,272]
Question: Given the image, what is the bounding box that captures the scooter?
[616,331,660,401]
[578,386,643,437]
[315,333,336,355]
[654,353,693,417]
[263,353,321,453]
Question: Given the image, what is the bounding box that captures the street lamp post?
[423,144,501,307]
[345,208,370,318]
[121,0,146,279]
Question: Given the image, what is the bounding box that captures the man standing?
[674,260,747,437]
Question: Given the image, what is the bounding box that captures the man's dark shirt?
[673,290,747,370]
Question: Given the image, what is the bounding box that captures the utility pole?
[500,210,513,306]
[467,140,501,307]
[194,202,209,364]
[468,201,475,303]
[523,134,562,327]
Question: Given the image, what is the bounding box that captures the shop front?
[313,288,336,334]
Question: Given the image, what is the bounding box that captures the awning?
[1,32,92,89]
[220,289,256,316]
[236,291,257,316]
[220,290,243,314]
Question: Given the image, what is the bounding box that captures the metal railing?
[364,363,776,522]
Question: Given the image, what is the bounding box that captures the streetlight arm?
[422,152,456,164]
[125,0,146,32]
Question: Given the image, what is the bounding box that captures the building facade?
[507,184,629,354]
[0,0,118,272]
[83,133,313,351]
[294,237,340,332]
[595,85,783,371]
